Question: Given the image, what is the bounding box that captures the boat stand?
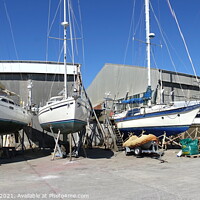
[69,133,72,161]
[50,127,63,160]
[0,134,16,158]
[158,132,182,150]
[68,129,87,160]
[183,125,200,140]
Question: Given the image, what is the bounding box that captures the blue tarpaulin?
[121,98,144,104]
[121,86,152,104]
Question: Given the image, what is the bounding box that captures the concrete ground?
[0,147,199,200]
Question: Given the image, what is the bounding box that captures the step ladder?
[104,115,124,151]
[113,124,124,151]
[83,86,124,151]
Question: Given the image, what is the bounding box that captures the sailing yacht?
[114,0,200,137]
[0,84,32,135]
[38,0,89,135]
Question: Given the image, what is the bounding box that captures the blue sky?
[0,0,200,88]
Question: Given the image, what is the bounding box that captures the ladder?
[104,115,124,151]
[113,123,124,151]
[82,86,124,151]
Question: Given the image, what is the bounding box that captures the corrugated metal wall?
[87,63,200,107]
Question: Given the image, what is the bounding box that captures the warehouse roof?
[0,60,80,75]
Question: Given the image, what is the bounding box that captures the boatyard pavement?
[0,148,199,200]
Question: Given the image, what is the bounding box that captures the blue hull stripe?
[119,125,189,137]
[41,119,86,126]
[0,118,27,126]
[41,119,87,134]
[115,104,200,123]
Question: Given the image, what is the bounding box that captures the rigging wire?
[123,0,136,65]
[46,0,51,62]
[44,0,51,102]
[167,0,200,88]
[67,0,84,93]
[150,1,186,99]
[4,1,19,61]
[47,0,62,37]
[68,0,76,90]
[116,0,137,100]
[68,1,74,63]
[162,30,189,73]
[77,0,85,75]
[46,0,63,101]
[77,0,86,97]
[70,4,81,57]
[148,1,162,91]
[3,0,24,104]
[48,0,83,98]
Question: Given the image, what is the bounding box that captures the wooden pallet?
[182,154,200,158]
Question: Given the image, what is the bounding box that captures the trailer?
[125,140,162,157]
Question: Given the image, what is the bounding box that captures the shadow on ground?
[0,146,116,165]
[83,147,115,159]
[0,148,52,165]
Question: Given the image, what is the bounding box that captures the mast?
[61,0,69,99]
[145,0,151,88]
[145,0,155,106]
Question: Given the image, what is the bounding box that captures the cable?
[167,0,200,88]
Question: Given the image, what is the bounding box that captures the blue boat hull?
[119,126,189,138]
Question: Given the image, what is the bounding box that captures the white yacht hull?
[115,104,200,137]
[0,99,32,134]
[38,97,89,134]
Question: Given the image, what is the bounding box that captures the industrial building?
[87,63,200,109]
[0,60,80,108]
[1,61,200,153]
[0,60,82,150]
